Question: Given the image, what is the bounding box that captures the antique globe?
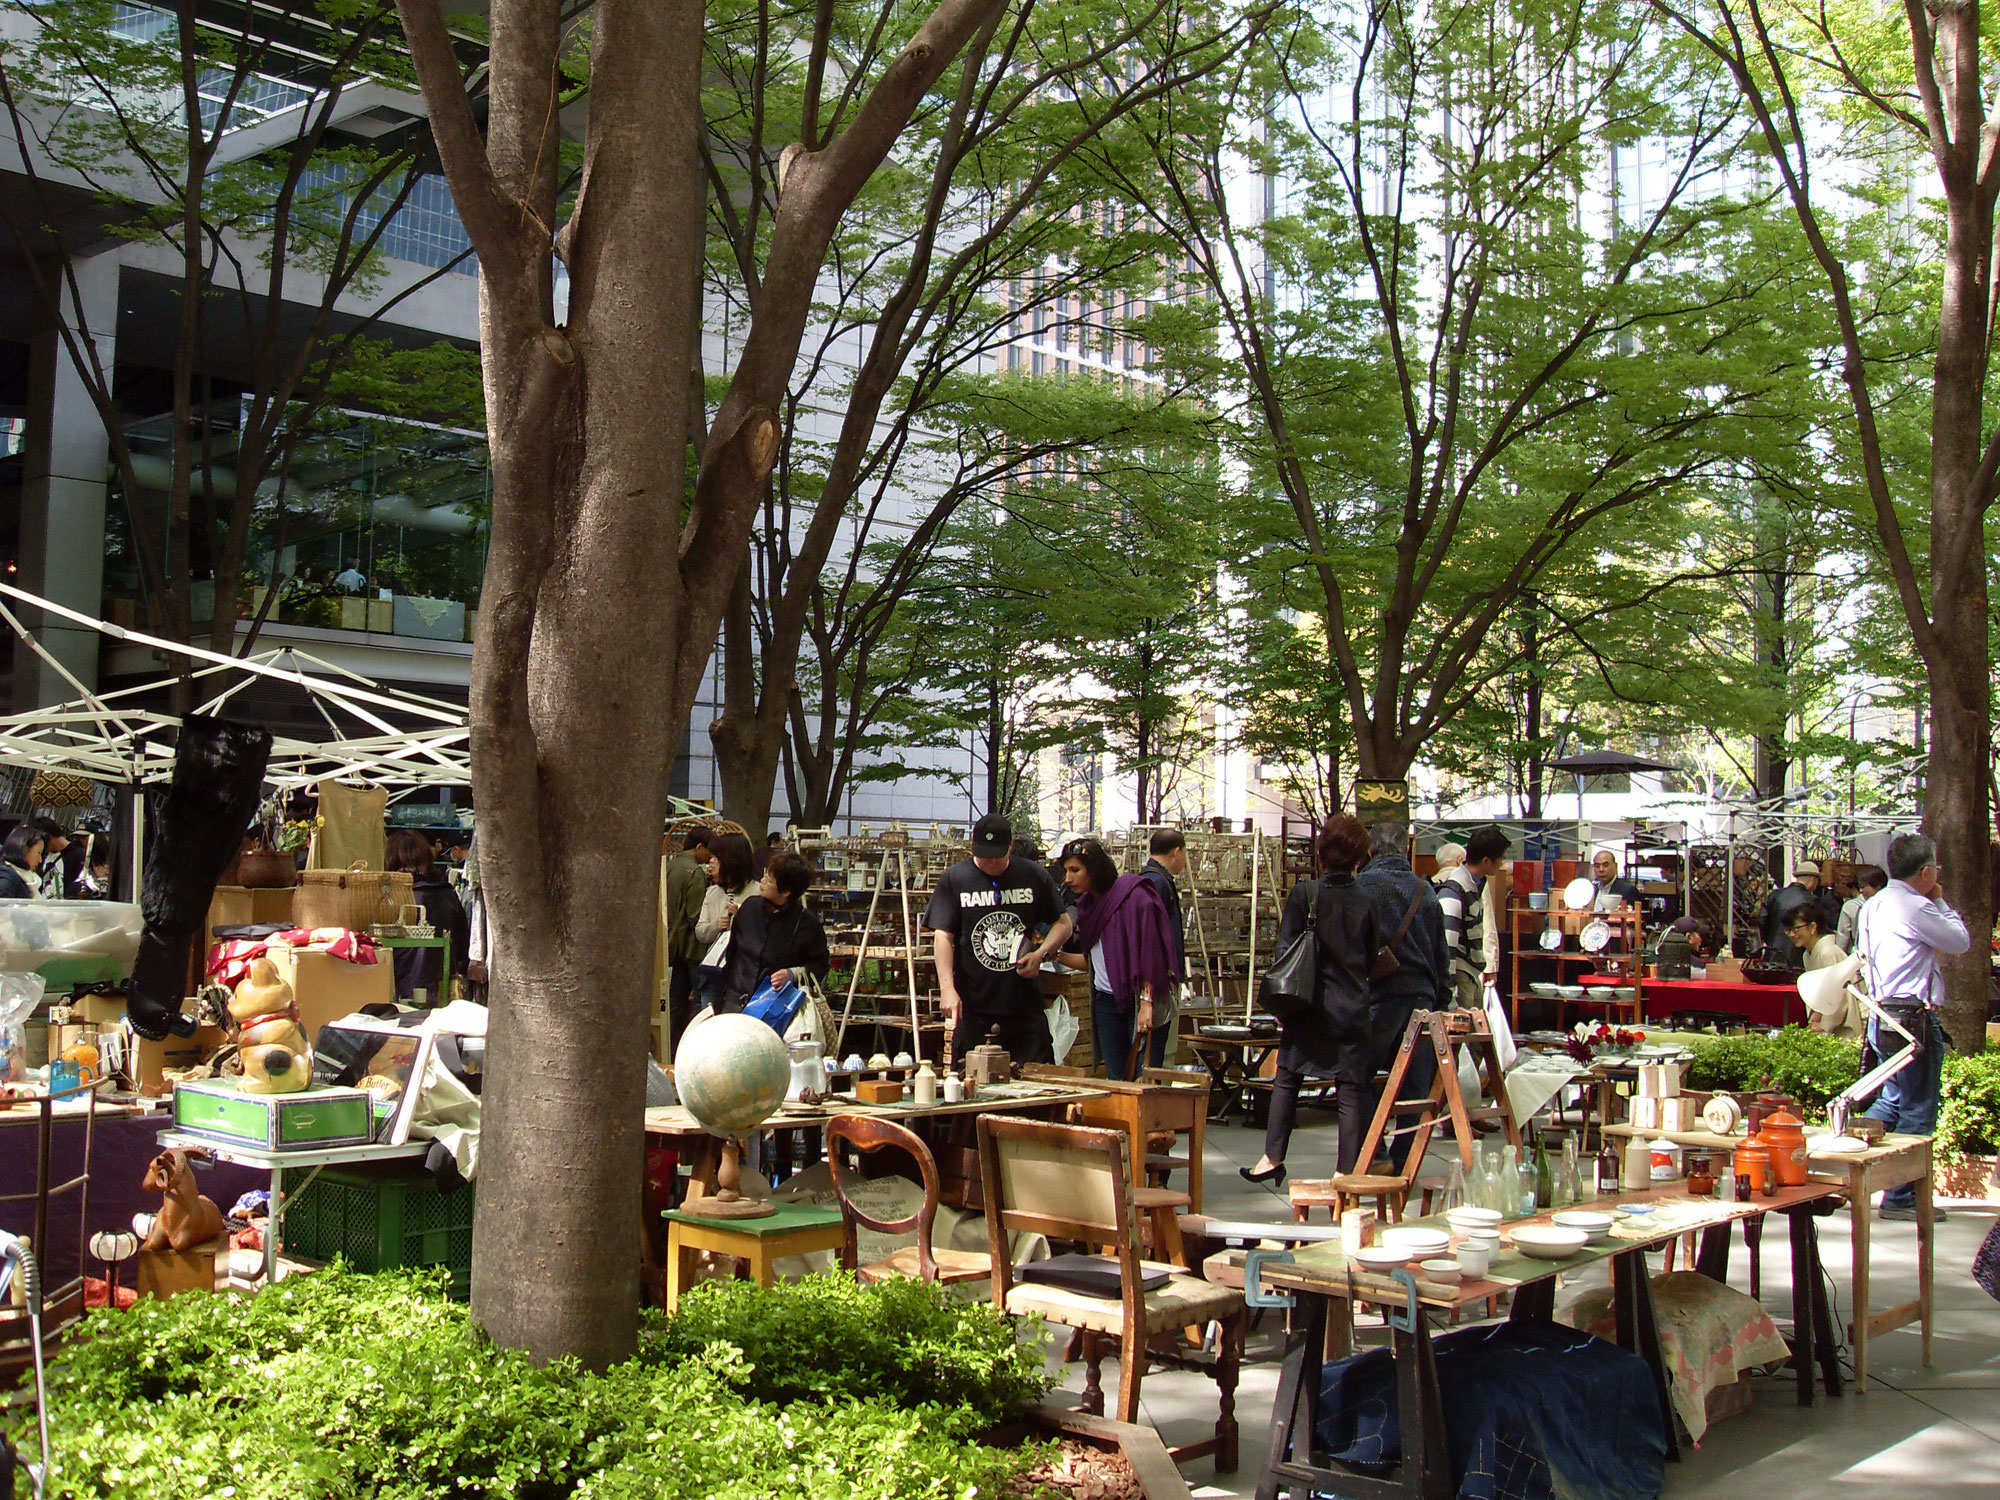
[673,1013,789,1218]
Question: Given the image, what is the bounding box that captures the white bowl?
[1551,1210,1615,1243]
[1353,1245,1411,1269]
[1511,1225,1589,1260]
[1445,1207,1503,1230]
[1418,1258,1462,1284]
[1558,985,1586,999]
[1380,1228,1451,1258]
[1529,982,1561,998]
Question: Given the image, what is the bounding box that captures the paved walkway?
[1036,1098,2000,1498]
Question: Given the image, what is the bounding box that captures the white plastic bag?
[1047,995,1079,1064]
[1458,983,1519,1100]
[0,973,45,1085]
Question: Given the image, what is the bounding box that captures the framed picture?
[1353,779,1410,828]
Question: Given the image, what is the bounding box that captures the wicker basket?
[295,864,414,933]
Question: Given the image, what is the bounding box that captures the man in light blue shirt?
[1858,833,1970,1220]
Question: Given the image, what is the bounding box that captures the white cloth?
[1857,878,1970,1009]
[1088,940,1111,994]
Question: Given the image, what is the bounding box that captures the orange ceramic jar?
[1758,1109,1810,1187]
[1733,1141,1775,1197]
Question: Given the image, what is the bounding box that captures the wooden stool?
[1132,1186,1192,1267]
[1289,1174,1406,1226]
[661,1203,847,1310]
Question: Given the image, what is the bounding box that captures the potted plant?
[238,795,312,888]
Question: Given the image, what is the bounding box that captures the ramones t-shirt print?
[924,857,1065,1015]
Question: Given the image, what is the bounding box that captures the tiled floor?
[1035,1100,2000,1498]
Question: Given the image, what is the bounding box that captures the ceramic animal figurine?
[228,954,313,1094]
[137,1147,225,1252]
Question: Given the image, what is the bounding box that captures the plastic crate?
[282,1161,474,1299]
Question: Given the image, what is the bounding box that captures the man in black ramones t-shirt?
[925,813,1073,1064]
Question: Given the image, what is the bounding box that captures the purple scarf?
[1072,874,1177,1011]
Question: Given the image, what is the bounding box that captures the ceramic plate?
[1562,877,1598,911]
[1579,919,1612,953]
[1539,927,1565,951]
[1380,1228,1451,1257]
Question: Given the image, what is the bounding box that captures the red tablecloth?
[1578,974,1801,1027]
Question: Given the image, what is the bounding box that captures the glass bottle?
[1533,1132,1554,1209]
[1443,1156,1467,1214]
[1595,1139,1621,1196]
[1559,1135,1584,1206]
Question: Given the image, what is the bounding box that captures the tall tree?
[1109,0,1806,783]
[392,0,1017,1367]
[698,0,1260,834]
[1648,0,1996,1049]
[0,0,468,688]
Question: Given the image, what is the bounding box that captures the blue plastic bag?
[743,978,806,1036]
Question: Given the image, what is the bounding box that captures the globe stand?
[679,1133,775,1220]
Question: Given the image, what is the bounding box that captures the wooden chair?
[826,1114,992,1287]
[976,1114,1244,1472]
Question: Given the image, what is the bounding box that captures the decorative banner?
[1353,778,1410,828]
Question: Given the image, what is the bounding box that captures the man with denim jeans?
[1858,832,1970,1220]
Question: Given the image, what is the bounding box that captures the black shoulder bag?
[1257,881,1321,1021]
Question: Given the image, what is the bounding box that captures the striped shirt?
[1435,866,1486,983]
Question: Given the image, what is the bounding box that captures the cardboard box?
[1705,958,1744,982]
[1629,1096,1663,1131]
[173,1077,375,1150]
[266,945,395,1039]
[1662,1097,1697,1132]
[133,1023,229,1097]
[68,990,129,1026]
[135,1235,227,1299]
[207,884,297,937]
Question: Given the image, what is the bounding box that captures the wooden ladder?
[1350,1008,1522,1197]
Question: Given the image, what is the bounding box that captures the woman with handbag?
[1054,837,1177,1081]
[1243,814,1380,1186]
[694,831,758,1013]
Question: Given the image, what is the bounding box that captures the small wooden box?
[854,1078,904,1105]
[135,1235,228,1300]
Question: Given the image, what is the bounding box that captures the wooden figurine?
[229,954,314,1093]
[137,1147,225,1252]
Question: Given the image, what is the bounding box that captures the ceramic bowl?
[1529,982,1561,998]
[1445,1207,1504,1233]
[1511,1225,1589,1260]
[1558,985,1586,999]
[1353,1245,1411,1270]
[1551,1210,1615,1243]
[1616,1203,1654,1217]
[1612,987,1637,1002]
[1380,1227,1451,1259]
[1418,1258,1462,1285]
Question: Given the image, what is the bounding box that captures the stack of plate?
[1550,1210,1615,1243]
[1379,1226,1452,1260]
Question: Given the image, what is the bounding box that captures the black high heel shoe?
[1240,1162,1286,1187]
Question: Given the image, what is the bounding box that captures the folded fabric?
[1317,1318,1667,1500]
[205,928,378,989]
[1017,1253,1170,1300]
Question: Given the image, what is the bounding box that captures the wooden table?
[1183,1031,1283,1124]
[1253,1180,1845,1500]
[1604,1122,1933,1389]
[659,1202,848,1309]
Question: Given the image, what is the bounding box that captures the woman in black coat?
[0,826,46,900]
[1243,814,1381,1186]
[718,851,830,1009]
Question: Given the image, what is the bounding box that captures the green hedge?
[1682,1026,1861,1118]
[1684,1028,2000,1168]
[1939,1049,2000,1166]
[18,1266,1055,1500]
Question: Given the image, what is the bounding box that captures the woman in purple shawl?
[1056,837,1177,1080]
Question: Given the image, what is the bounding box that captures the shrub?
[1938,1048,2000,1166]
[19,1267,1051,1500]
[641,1266,1052,1424]
[1682,1026,1861,1119]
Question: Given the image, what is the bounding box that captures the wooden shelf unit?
[1507,904,1646,1030]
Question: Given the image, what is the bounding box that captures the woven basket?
[30,767,95,809]
[294,864,414,933]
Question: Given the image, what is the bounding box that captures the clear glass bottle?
[1443,1156,1467,1214]
[1558,1135,1584,1206]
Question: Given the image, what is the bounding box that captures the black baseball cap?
[970,814,1012,856]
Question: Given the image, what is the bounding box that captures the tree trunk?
[1923,160,1994,1056]
[709,554,786,833]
